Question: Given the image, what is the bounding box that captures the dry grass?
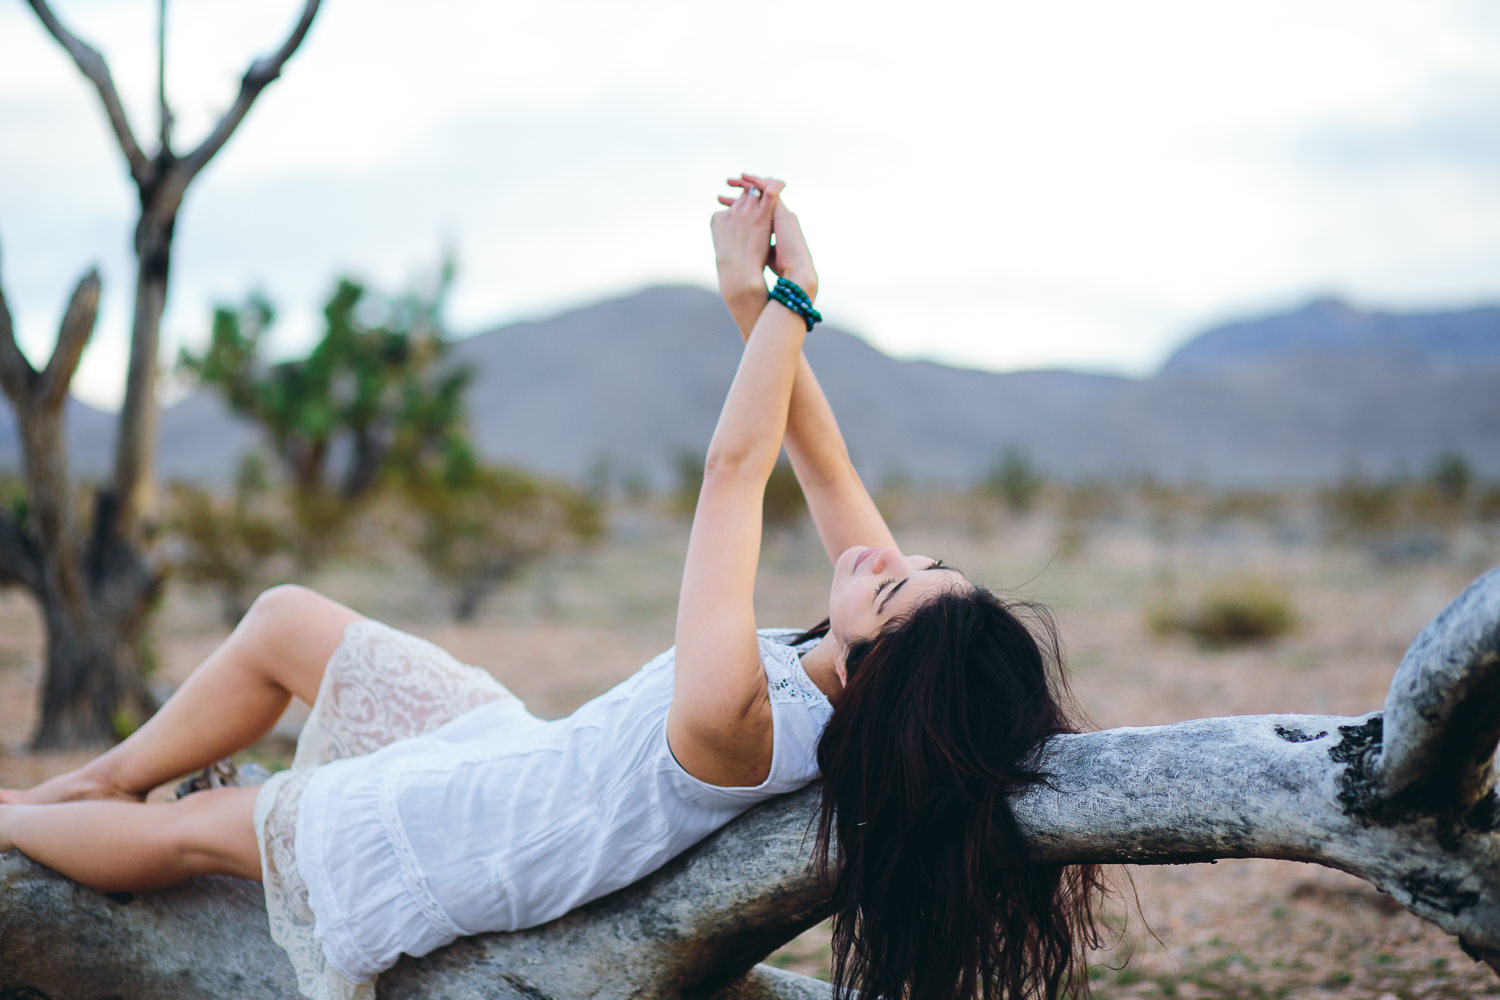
[1,494,1497,998]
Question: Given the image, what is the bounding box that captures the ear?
[834,647,849,688]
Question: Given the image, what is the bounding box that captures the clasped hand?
[710,172,818,310]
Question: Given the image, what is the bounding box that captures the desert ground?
[2,491,1496,999]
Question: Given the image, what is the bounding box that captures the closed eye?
[874,578,897,601]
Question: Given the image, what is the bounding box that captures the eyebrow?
[876,578,908,615]
[877,560,957,615]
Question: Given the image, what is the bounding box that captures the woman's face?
[827,545,965,682]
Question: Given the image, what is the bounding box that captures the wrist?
[768,276,822,332]
[780,270,817,303]
[720,279,767,308]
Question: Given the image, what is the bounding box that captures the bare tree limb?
[24,0,149,182]
[3,568,1498,995]
[157,0,173,151]
[1377,566,1500,811]
[181,0,321,180]
[0,245,40,403]
[39,270,101,410]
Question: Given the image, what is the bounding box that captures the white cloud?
[1,0,1497,410]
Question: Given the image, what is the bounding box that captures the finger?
[717,195,736,206]
[758,178,786,199]
[731,186,760,214]
[741,173,784,194]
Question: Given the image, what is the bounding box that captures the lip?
[852,547,875,573]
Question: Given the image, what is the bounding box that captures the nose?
[868,546,905,574]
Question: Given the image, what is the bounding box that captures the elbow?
[701,450,772,489]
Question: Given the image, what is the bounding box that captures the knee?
[245,584,324,630]
[242,585,353,647]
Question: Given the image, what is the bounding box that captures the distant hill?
[3,286,1496,488]
[1161,296,1500,375]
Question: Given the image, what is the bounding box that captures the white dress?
[252,619,833,1000]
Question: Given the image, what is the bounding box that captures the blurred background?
[2,1,1499,997]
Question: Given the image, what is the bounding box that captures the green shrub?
[762,459,808,533]
[981,447,1045,514]
[1148,578,1297,649]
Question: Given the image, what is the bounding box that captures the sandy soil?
[2,501,1497,999]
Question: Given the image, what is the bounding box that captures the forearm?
[721,288,895,558]
[703,298,807,479]
[722,288,852,486]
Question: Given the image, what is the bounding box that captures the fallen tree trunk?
[3,566,1498,997]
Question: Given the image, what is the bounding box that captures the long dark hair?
[807,587,1105,1000]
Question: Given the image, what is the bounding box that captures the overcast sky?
[2,0,1498,411]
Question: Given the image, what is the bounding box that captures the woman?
[0,176,1101,1000]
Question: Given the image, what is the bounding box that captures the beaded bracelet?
[768,276,822,332]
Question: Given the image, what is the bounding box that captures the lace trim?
[256,771,373,1000]
[762,637,829,707]
[255,618,511,1000]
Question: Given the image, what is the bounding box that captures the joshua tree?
[0,0,320,747]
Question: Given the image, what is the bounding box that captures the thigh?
[294,620,518,767]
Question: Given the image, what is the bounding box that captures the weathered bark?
[2,567,1498,997]
[0,264,160,745]
[4,0,322,747]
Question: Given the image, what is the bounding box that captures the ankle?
[79,758,135,798]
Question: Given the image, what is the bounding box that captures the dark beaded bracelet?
[769,276,822,332]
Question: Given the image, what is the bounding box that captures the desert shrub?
[163,455,295,624]
[671,449,806,531]
[1204,489,1284,525]
[1427,451,1473,505]
[1148,577,1297,649]
[1477,484,1500,523]
[404,457,603,621]
[981,447,1045,514]
[762,459,808,533]
[1062,479,1124,523]
[671,449,706,518]
[1319,472,1401,540]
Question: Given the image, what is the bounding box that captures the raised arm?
[667,217,813,786]
[713,175,896,563]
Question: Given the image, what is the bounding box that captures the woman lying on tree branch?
[0,175,1105,1000]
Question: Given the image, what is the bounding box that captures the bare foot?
[0,765,142,805]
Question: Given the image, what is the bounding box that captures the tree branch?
[157,0,172,151]
[181,0,321,180]
[0,244,40,404]
[39,269,101,410]
[24,0,150,182]
[3,569,1499,994]
[1377,565,1500,811]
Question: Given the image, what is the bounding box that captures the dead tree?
[0,0,321,747]
[2,566,1498,997]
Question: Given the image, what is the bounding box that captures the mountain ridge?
[2,286,1495,488]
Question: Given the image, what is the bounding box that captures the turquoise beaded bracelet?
[769,276,822,332]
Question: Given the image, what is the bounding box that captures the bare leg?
[0,586,364,804]
[0,786,261,891]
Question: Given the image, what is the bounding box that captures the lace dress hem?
[252,619,513,1000]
